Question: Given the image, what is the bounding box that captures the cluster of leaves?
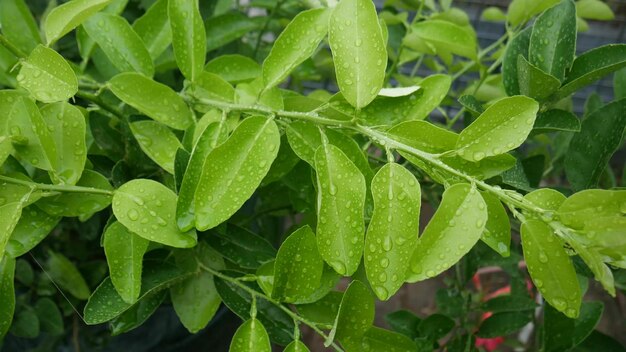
[0,0,625,351]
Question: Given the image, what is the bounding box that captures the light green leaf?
[556,44,626,99]
[47,251,91,300]
[480,191,511,257]
[405,19,477,59]
[365,163,421,300]
[7,96,56,170]
[205,54,261,84]
[481,7,506,22]
[130,120,183,174]
[408,183,487,282]
[564,99,626,190]
[229,318,271,352]
[262,8,330,89]
[315,143,366,276]
[327,281,374,346]
[524,188,565,214]
[528,0,576,81]
[108,72,194,130]
[329,0,387,109]
[44,0,112,45]
[195,116,280,230]
[296,291,343,329]
[17,45,78,103]
[286,121,323,166]
[186,71,236,103]
[409,74,451,120]
[169,0,206,81]
[83,13,154,77]
[6,205,60,258]
[557,189,626,230]
[520,219,581,318]
[103,221,149,304]
[0,256,15,340]
[517,55,561,101]
[0,185,30,260]
[132,0,171,60]
[41,102,86,185]
[0,137,12,166]
[507,0,560,26]
[113,179,197,248]
[568,238,615,297]
[533,109,581,133]
[284,340,310,352]
[177,121,228,231]
[456,96,539,162]
[0,0,41,54]
[272,225,324,302]
[205,12,262,52]
[502,27,531,96]
[576,0,614,20]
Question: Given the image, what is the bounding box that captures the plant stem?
[75,91,125,119]
[198,263,345,352]
[0,34,27,58]
[0,175,114,196]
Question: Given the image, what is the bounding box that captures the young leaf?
[82,13,154,77]
[0,257,15,340]
[557,189,626,230]
[177,121,228,231]
[456,96,539,162]
[0,0,41,54]
[206,55,261,84]
[186,71,236,103]
[262,8,330,89]
[520,219,581,318]
[103,221,149,304]
[327,281,374,346]
[229,319,272,352]
[113,179,197,248]
[132,0,171,60]
[405,20,477,59]
[17,45,78,103]
[44,0,112,45]
[46,251,91,300]
[517,55,561,101]
[408,183,487,282]
[272,225,324,302]
[195,116,280,231]
[408,74,451,120]
[168,0,206,81]
[284,341,310,352]
[41,102,87,185]
[528,0,576,81]
[130,120,183,174]
[328,0,387,109]
[205,12,262,52]
[6,206,60,258]
[564,99,626,190]
[576,0,614,20]
[315,143,366,276]
[108,72,194,130]
[365,163,421,300]
[507,0,560,26]
[480,191,511,257]
[502,27,531,96]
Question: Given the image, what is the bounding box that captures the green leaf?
[272,225,324,302]
[84,262,188,324]
[417,314,455,341]
[41,102,87,185]
[0,256,15,340]
[329,0,387,109]
[315,142,366,276]
[36,169,113,220]
[0,136,13,166]
[528,0,576,81]
[327,281,374,346]
[456,96,539,162]
[108,72,194,130]
[169,0,206,81]
[342,326,418,352]
[0,0,41,54]
[385,310,420,339]
[205,224,276,269]
[502,27,531,96]
[47,251,91,300]
[0,186,31,260]
[261,134,300,186]
[34,298,64,335]
[284,340,310,352]
[206,54,261,84]
[113,179,196,248]
[17,45,78,103]
[365,163,420,300]
[83,13,154,77]
[262,8,330,89]
[557,189,626,230]
[614,67,626,100]
[6,206,60,258]
[409,74,451,120]
[44,0,112,45]
[186,71,236,103]
[517,55,561,101]
[405,19,477,59]
[481,7,506,22]
[477,311,532,338]
[357,87,424,126]
[205,12,262,52]
[408,183,487,282]
[521,219,581,318]
[110,290,166,335]
[544,301,604,351]
[507,0,560,26]
[568,238,615,297]
[533,109,581,133]
[556,44,626,99]
[480,191,511,257]
[195,116,280,230]
[576,0,614,20]
[130,120,183,174]
[481,295,537,313]
[7,96,56,170]
[103,221,149,304]
[132,0,171,60]
[177,121,228,231]
[565,99,626,190]
[295,291,343,329]
[229,319,271,352]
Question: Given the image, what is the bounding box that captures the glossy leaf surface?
[44,0,112,45]
[18,45,78,103]
[169,0,206,81]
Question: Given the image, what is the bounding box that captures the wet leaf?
[507,0,560,26]
[229,319,271,352]
[0,0,41,54]
[169,0,206,81]
[533,109,580,133]
[502,27,531,96]
[18,45,78,103]
[44,0,112,45]
[6,206,60,258]
[327,280,374,346]
[132,0,171,60]
[0,256,15,340]
[130,120,183,174]
[480,191,511,257]
[404,19,477,59]
[517,55,561,101]
[206,54,261,84]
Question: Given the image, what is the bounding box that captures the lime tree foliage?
[0,0,625,350]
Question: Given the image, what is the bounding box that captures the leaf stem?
[0,175,114,196]
[0,34,27,59]
[198,263,345,352]
[75,91,125,119]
